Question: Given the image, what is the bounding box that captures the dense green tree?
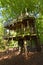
[0,0,43,20]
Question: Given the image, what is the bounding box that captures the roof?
[4,14,35,30]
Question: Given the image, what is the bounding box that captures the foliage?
[36,15,43,44]
[0,0,43,20]
[0,22,4,36]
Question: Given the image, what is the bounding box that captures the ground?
[0,46,43,65]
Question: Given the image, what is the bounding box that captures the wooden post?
[30,37,32,50]
[24,40,28,58]
[27,21,29,29]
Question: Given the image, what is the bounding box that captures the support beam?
[24,40,28,58]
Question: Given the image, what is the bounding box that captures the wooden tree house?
[4,10,41,54]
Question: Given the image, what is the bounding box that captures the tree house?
[4,10,41,53]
